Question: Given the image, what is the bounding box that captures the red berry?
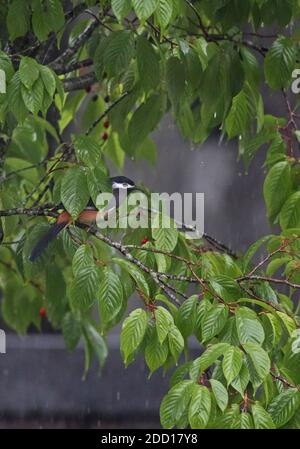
[102,132,109,141]
[141,237,149,245]
[103,120,110,129]
[39,307,46,318]
[85,85,91,93]
[104,95,110,103]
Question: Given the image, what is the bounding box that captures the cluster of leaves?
[0,0,300,429]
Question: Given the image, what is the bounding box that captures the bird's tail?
[29,212,71,262]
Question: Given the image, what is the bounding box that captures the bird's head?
[110,176,138,192]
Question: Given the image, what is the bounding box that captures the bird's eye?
[122,183,129,188]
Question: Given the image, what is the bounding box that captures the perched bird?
[29,176,137,262]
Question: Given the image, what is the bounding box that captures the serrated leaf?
[7,72,28,121]
[190,343,230,381]
[98,269,123,323]
[128,93,165,150]
[263,161,292,223]
[155,306,174,344]
[202,304,229,342]
[21,77,44,114]
[225,90,250,138]
[39,65,56,98]
[166,56,186,109]
[19,57,40,89]
[104,30,134,78]
[120,308,148,363]
[160,380,194,429]
[113,257,150,296]
[72,244,94,277]
[62,311,82,351]
[188,385,211,429]
[136,36,160,92]
[168,325,184,362]
[175,295,198,338]
[155,0,173,30]
[222,346,243,385]
[112,0,132,21]
[73,134,102,168]
[61,166,90,219]
[236,307,265,345]
[6,0,30,41]
[210,379,228,412]
[83,322,108,368]
[231,362,250,396]
[264,37,296,89]
[280,191,300,229]
[70,266,100,311]
[145,332,169,374]
[243,342,270,381]
[251,402,276,429]
[268,389,300,428]
[132,0,159,21]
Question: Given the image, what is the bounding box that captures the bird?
[29,176,138,262]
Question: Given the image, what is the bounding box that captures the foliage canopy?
[1,0,300,429]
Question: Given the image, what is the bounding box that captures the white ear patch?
[112,182,132,189]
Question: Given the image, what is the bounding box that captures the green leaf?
[61,166,90,219]
[222,346,243,385]
[72,245,94,278]
[243,235,272,272]
[166,56,186,109]
[39,65,56,98]
[264,37,296,89]
[210,379,229,412]
[168,325,184,363]
[243,342,270,381]
[120,308,148,363]
[6,0,30,41]
[113,258,150,296]
[145,332,169,373]
[70,266,100,311]
[112,0,132,21]
[263,161,292,222]
[45,264,67,327]
[251,402,276,429]
[202,304,229,342]
[155,306,174,344]
[188,385,211,429]
[236,307,265,345]
[240,412,254,429]
[152,214,178,252]
[104,30,135,78]
[175,295,198,338]
[132,0,159,21]
[280,191,300,229]
[62,311,82,351]
[19,57,40,89]
[268,389,300,428]
[225,90,250,138]
[155,0,173,30]
[47,0,65,32]
[231,363,250,397]
[136,36,160,92]
[209,275,241,302]
[98,269,123,323]
[83,322,108,368]
[21,77,44,114]
[170,362,192,387]
[190,343,230,381]
[160,380,194,429]
[128,93,165,150]
[7,72,28,122]
[73,134,102,168]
